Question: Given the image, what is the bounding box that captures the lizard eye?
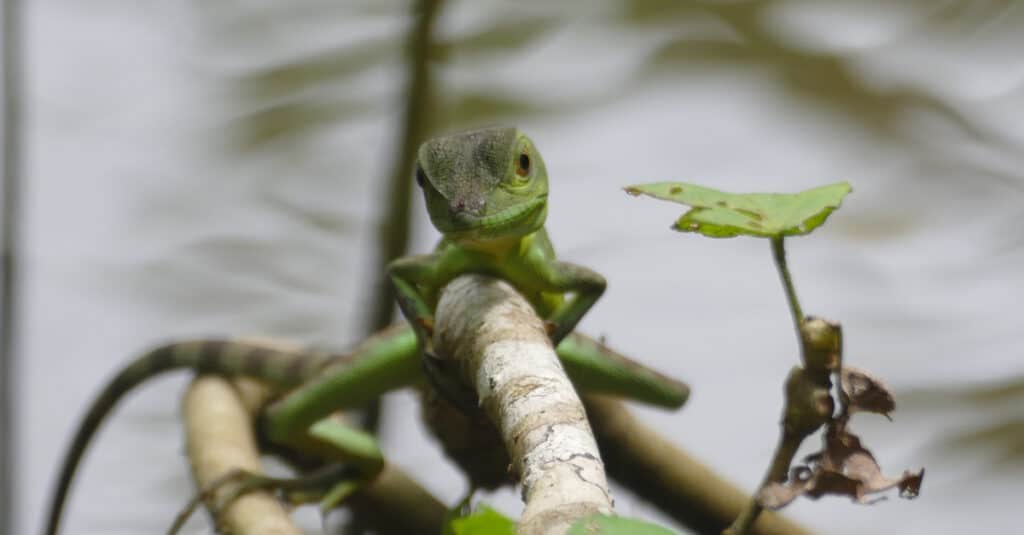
[516,152,531,177]
[415,167,428,188]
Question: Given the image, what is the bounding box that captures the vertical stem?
[726,238,811,535]
[724,431,802,535]
[770,237,803,336]
[1,0,23,532]
[357,0,444,436]
[363,0,443,337]
[764,431,801,484]
[347,7,447,535]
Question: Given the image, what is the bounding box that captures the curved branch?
[434,274,613,535]
[186,374,449,535]
[183,376,301,535]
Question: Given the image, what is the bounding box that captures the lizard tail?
[43,340,338,535]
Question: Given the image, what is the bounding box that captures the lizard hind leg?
[168,418,383,534]
[273,419,387,511]
[556,333,690,409]
[167,463,358,535]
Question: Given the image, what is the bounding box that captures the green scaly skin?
[43,127,690,535]
[43,324,419,535]
[390,127,606,352]
[389,127,612,405]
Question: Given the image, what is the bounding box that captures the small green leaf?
[447,506,516,535]
[625,181,851,238]
[568,514,681,535]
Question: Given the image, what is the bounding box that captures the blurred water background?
[8,1,1024,533]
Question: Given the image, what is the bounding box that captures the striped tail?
[44,339,340,535]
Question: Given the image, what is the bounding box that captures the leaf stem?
[725,238,811,535]
[723,430,803,535]
[770,237,803,337]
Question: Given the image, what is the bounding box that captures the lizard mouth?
[439,195,547,236]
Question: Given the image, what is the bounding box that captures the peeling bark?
[434,274,613,535]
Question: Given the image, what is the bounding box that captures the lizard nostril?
[450,201,468,215]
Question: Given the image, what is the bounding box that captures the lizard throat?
[439,195,547,240]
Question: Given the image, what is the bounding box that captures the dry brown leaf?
[757,479,805,510]
[840,366,895,419]
[897,469,925,499]
[757,423,924,510]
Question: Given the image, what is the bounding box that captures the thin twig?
[1,0,24,531]
[725,238,815,535]
[358,0,445,436]
[723,430,804,535]
[363,0,443,336]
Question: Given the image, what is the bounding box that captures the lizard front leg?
[538,261,607,345]
[259,327,420,462]
[388,253,479,411]
[556,333,689,409]
[387,254,443,354]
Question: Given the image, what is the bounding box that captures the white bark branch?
[434,274,614,535]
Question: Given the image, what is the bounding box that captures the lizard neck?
[455,231,537,257]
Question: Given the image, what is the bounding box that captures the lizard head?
[415,127,549,242]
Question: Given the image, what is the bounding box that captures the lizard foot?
[167,464,357,535]
[417,316,435,335]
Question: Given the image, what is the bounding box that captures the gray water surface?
[17,1,1024,534]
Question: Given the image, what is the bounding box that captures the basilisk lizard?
[43,127,688,534]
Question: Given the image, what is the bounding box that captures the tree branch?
[434,274,613,535]
[346,464,449,534]
[583,395,815,535]
[183,376,302,535]
[185,374,449,535]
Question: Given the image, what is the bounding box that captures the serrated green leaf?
[568,514,681,535]
[447,506,516,535]
[625,181,851,238]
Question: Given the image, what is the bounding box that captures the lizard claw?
[416,316,435,335]
[419,335,441,361]
[543,320,557,337]
[413,316,440,359]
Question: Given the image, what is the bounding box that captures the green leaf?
[447,506,516,535]
[568,514,681,535]
[625,181,851,238]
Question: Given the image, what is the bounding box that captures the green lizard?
[43,127,689,535]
